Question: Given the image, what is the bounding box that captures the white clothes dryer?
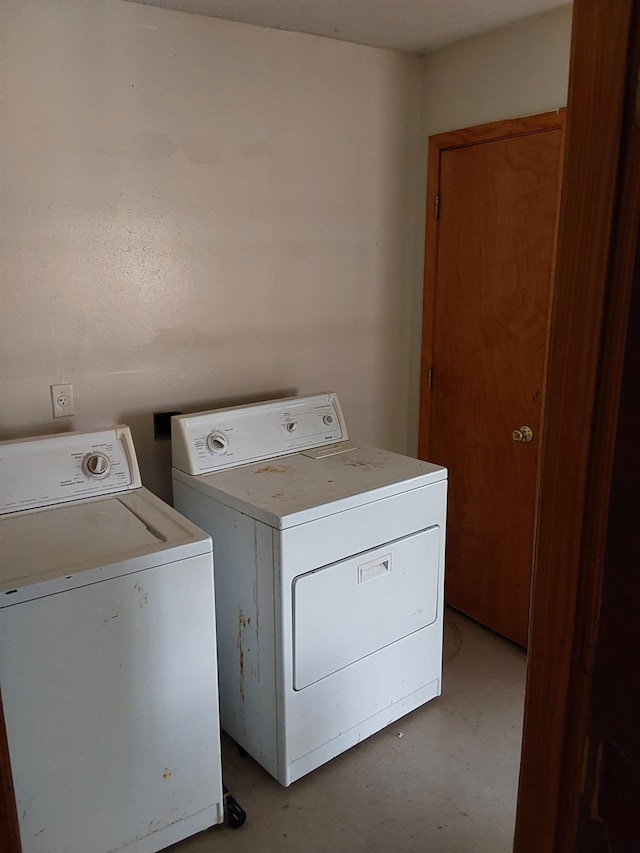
[0,426,224,853]
[171,393,447,786]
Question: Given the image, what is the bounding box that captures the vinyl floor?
[170,607,526,853]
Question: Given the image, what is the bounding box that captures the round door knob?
[512,426,534,443]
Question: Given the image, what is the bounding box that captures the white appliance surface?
[171,394,448,787]
[171,392,348,475]
[174,443,445,529]
[1,487,212,605]
[0,426,224,853]
[0,425,141,513]
[292,525,441,689]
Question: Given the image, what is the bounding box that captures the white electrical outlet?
[51,383,75,418]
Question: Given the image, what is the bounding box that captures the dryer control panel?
[0,426,142,514]
[172,393,348,474]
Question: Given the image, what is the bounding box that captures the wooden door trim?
[418,110,565,459]
[425,110,566,154]
[514,0,640,849]
[0,694,20,853]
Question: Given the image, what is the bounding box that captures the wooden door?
[419,114,564,647]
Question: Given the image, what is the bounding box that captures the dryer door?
[292,526,441,690]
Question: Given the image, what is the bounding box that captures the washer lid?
[173,444,447,529]
[0,487,212,606]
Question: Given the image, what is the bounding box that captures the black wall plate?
[153,411,181,441]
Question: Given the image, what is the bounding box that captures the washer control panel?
[172,393,348,474]
[0,426,142,514]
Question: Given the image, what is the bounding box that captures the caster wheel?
[223,786,247,829]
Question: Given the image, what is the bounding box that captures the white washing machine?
[171,393,447,786]
[0,426,224,853]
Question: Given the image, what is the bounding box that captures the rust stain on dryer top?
[254,465,289,475]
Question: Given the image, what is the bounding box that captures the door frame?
[514,0,640,849]
[418,110,566,458]
[0,695,20,853]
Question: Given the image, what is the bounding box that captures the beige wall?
[421,5,573,138]
[0,0,423,501]
[406,5,573,453]
[0,0,574,500]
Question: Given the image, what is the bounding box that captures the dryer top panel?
[173,444,447,529]
[171,393,348,475]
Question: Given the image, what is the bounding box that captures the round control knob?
[206,431,228,454]
[82,452,111,479]
[323,414,334,425]
[286,422,297,432]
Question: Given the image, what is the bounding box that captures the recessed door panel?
[293,527,440,690]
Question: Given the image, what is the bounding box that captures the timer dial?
[82,452,111,479]
[206,431,229,454]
